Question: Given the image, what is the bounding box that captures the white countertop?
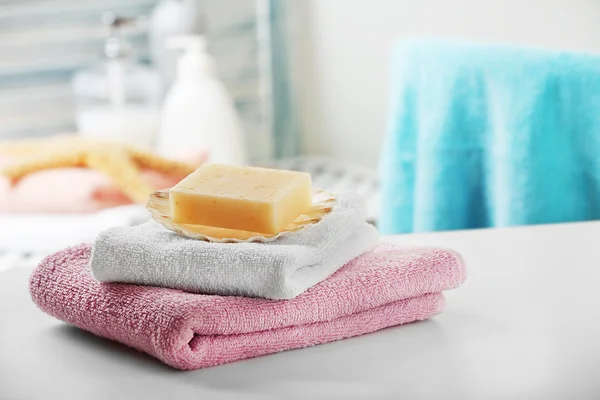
[1,221,599,399]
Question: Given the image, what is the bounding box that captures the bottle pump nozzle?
[167,34,215,79]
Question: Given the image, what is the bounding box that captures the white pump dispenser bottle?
[157,35,248,165]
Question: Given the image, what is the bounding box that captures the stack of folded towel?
[29,194,466,370]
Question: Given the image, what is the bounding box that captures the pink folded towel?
[29,243,466,370]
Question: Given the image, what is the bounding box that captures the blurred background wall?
[5,0,600,169]
[289,0,600,168]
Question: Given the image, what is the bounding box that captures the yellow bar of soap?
[170,164,312,234]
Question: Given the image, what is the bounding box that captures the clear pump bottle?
[72,13,161,149]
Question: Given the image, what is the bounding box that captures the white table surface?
[1,221,599,399]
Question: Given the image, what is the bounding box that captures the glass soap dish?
[146,189,336,243]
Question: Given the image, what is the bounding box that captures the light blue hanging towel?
[379,39,600,234]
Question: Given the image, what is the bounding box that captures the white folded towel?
[91,193,380,299]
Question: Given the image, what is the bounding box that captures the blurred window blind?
[0,0,157,139]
